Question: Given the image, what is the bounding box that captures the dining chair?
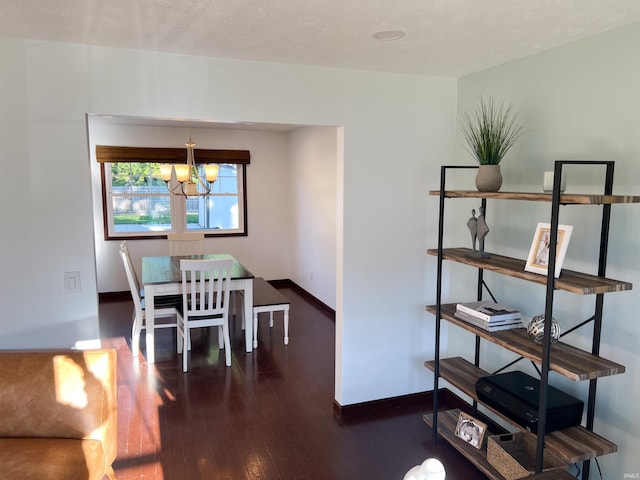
[119,242,181,357]
[178,258,233,371]
[119,241,144,299]
[167,233,240,318]
[168,232,205,256]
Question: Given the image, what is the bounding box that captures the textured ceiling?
[2,0,640,76]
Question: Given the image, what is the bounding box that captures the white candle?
[543,171,566,193]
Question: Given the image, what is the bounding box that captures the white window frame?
[101,162,248,240]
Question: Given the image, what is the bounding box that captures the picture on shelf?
[454,411,487,449]
[525,222,573,278]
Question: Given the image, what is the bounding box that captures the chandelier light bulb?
[160,164,173,182]
[174,164,190,182]
[204,164,219,182]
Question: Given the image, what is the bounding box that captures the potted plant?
[460,96,526,191]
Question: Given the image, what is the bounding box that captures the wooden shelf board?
[426,304,625,380]
[528,470,577,479]
[428,190,640,204]
[423,409,508,480]
[427,248,632,295]
[425,357,618,464]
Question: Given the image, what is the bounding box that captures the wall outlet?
[64,271,81,293]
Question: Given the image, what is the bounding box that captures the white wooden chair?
[119,241,181,357]
[168,232,205,256]
[178,258,233,371]
[252,278,290,349]
[119,240,145,300]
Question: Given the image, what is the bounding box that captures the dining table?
[141,253,255,364]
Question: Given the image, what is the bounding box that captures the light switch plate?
[64,271,81,293]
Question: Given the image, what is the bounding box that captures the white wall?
[452,22,640,479]
[0,39,100,349]
[0,37,458,406]
[289,126,338,309]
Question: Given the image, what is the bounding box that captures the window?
[97,146,249,240]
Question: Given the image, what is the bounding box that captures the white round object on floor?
[420,458,446,480]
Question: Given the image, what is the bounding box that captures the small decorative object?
[454,411,487,449]
[460,96,526,192]
[465,206,490,258]
[404,458,447,480]
[475,164,503,192]
[543,170,567,193]
[404,458,446,480]
[526,314,561,344]
[525,222,573,278]
[487,432,566,479]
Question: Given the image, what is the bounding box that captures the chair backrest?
[119,241,144,315]
[120,239,130,258]
[120,240,141,288]
[168,232,205,256]
[180,258,233,319]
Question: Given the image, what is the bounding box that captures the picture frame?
[525,222,573,278]
[454,411,487,449]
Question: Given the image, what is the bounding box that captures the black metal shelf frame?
[430,161,615,479]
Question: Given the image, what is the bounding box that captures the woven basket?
[487,432,567,479]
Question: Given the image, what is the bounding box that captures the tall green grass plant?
[460,97,526,165]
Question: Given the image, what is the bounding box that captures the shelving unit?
[426,161,638,479]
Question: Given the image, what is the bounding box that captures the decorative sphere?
[527,314,560,344]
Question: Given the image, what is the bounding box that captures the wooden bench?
[253,277,290,348]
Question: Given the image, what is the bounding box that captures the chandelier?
[159,135,219,197]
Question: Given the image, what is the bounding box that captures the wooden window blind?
[95,145,250,164]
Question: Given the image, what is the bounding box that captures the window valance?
[95,145,250,164]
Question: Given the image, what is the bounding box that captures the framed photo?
[454,411,487,449]
[525,222,573,278]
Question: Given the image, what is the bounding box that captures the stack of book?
[455,301,522,332]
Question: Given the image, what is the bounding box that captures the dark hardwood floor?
[99,284,486,479]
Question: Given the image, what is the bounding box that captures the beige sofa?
[0,348,117,480]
